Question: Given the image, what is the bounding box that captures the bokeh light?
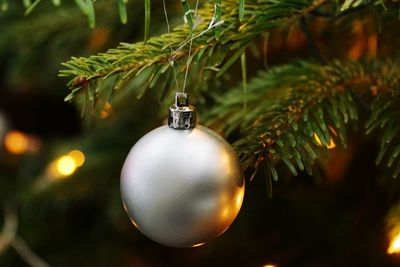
[100,102,112,119]
[69,150,85,167]
[388,232,400,254]
[56,155,77,176]
[47,150,86,180]
[4,130,30,154]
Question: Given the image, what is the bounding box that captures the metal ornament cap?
[121,93,245,247]
[168,92,196,129]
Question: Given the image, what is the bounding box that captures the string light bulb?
[47,150,85,179]
[386,205,400,255]
[4,130,30,154]
[388,231,400,254]
[56,155,77,176]
[3,130,41,155]
[68,150,85,167]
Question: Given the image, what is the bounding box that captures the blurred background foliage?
[1,0,400,266]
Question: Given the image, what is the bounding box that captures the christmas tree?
[1,0,400,266]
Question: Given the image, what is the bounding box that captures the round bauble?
[121,93,244,247]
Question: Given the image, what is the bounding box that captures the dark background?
[1,1,400,266]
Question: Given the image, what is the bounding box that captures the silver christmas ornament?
[121,93,245,247]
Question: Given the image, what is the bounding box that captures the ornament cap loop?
[168,92,197,130]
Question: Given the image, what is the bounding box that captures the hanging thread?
[182,0,200,93]
[164,0,224,94]
[162,0,180,92]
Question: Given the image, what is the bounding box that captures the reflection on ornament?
[121,93,245,247]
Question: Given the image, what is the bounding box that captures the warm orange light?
[347,20,365,60]
[4,130,30,154]
[46,150,85,180]
[69,150,85,167]
[88,26,111,50]
[100,110,109,119]
[263,264,277,267]
[100,102,112,119]
[314,133,336,149]
[236,193,243,208]
[388,232,400,254]
[219,207,231,220]
[191,242,205,248]
[327,139,336,149]
[56,155,77,176]
[367,33,377,58]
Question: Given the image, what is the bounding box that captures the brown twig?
[0,204,18,254]
[11,236,51,267]
[0,204,51,267]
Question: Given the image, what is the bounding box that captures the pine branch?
[0,1,139,50]
[0,0,129,27]
[340,0,387,12]
[0,0,153,90]
[1,5,92,51]
[205,59,400,186]
[365,63,400,177]
[60,0,328,106]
